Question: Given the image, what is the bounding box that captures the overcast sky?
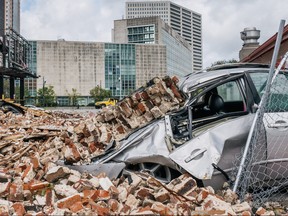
[21,0,288,68]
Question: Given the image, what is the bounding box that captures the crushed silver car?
[63,63,288,188]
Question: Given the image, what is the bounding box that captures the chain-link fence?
[232,46,288,208]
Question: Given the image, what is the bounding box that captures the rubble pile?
[91,76,185,153]
[0,158,258,215]
[0,76,185,166]
[1,75,287,215]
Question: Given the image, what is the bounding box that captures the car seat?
[208,93,225,114]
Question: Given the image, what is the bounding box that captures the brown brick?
[108,199,119,212]
[73,179,94,192]
[29,182,50,191]
[167,174,197,196]
[119,101,133,118]
[115,124,126,134]
[12,202,26,216]
[256,207,267,216]
[69,201,83,213]
[170,84,183,101]
[0,205,9,216]
[9,181,24,202]
[135,188,154,200]
[44,166,70,183]
[223,188,238,204]
[151,96,162,106]
[242,210,252,216]
[158,101,172,114]
[104,109,116,121]
[0,182,11,197]
[55,183,78,197]
[232,202,251,214]
[45,189,54,206]
[150,106,164,118]
[57,194,81,209]
[22,165,35,183]
[97,189,111,201]
[147,86,160,96]
[125,194,141,210]
[66,142,82,163]
[124,97,134,108]
[135,92,141,101]
[30,154,41,169]
[192,210,226,215]
[34,170,45,181]
[23,190,32,201]
[136,102,147,115]
[154,188,170,203]
[91,204,110,216]
[176,203,191,215]
[140,91,150,100]
[131,206,156,215]
[151,202,174,216]
[144,100,154,110]
[117,185,128,203]
[201,194,235,215]
[119,204,131,214]
[83,190,97,199]
[196,188,209,203]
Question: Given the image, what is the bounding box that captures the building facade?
[113,16,192,78]
[125,1,202,72]
[30,40,168,106]
[29,16,192,106]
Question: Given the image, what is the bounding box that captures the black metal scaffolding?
[0,28,37,105]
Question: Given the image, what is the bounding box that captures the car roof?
[179,63,272,93]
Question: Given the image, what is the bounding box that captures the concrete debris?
[0,76,287,215]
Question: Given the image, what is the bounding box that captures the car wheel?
[123,162,181,183]
[101,104,106,109]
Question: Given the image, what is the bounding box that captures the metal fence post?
[233,19,286,193]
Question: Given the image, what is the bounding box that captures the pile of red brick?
[91,76,185,149]
[0,158,256,215]
[0,76,185,167]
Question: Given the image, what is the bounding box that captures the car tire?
[101,104,106,109]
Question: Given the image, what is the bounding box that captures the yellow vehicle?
[95,98,118,109]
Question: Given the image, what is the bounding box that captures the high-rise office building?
[31,17,192,104]
[113,16,192,80]
[125,1,202,72]
[30,17,192,104]
[0,0,20,37]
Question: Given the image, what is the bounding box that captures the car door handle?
[268,121,288,129]
[184,148,207,163]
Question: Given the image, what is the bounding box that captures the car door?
[169,75,255,182]
[249,71,288,182]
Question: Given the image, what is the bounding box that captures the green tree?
[67,88,81,106]
[37,85,56,107]
[211,59,238,67]
[90,85,111,101]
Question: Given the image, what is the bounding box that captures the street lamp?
[118,76,121,100]
[42,77,46,107]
